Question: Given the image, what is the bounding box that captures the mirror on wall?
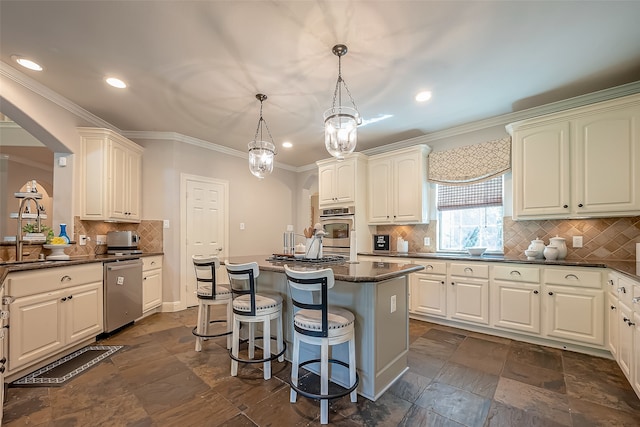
[0,114,54,241]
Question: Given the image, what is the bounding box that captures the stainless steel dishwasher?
[103,259,143,333]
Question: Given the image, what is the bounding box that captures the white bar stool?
[225,261,285,380]
[192,255,233,351]
[284,265,358,425]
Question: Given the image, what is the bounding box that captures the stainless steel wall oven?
[319,207,355,258]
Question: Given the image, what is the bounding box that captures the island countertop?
[225,255,424,282]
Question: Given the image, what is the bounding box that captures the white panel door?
[186,178,227,307]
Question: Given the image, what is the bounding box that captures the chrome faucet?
[16,196,43,261]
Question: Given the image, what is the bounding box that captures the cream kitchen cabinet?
[79,127,143,222]
[543,267,604,347]
[367,145,431,224]
[448,262,489,325]
[142,256,163,313]
[508,93,640,220]
[4,264,103,376]
[409,260,447,317]
[316,153,367,207]
[491,264,541,335]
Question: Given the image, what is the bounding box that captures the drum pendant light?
[324,44,362,160]
[248,94,277,179]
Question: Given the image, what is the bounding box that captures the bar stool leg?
[195,302,205,352]
[290,333,299,403]
[263,317,271,380]
[320,340,329,425]
[248,323,255,359]
[225,300,233,350]
[349,337,357,402]
[231,316,241,376]
[277,314,284,362]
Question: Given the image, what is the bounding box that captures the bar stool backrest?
[225,261,260,316]
[284,265,335,338]
[192,255,222,299]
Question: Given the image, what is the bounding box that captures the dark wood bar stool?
[284,265,358,425]
[225,260,285,380]
[191,255,232,351]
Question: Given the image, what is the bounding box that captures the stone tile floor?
[3,307,640,426]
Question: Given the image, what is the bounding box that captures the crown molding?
[0,61,120,132]
[122,130,298,173]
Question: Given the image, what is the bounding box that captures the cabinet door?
[512,122,571,218]
[410,274,446,317]
[544,285,604,346]
[394,153,425,223]
[608,294,620,359]
[335,160,356,204]
[126,149,142,220]
[574,106,640,215]
[368,159,391,223]
[617,303,633,380]
[64,282,104,344]
[143,269,163,312]
[9,291,63,371]
[110,140,129,219]
[318,164,336,206]
[492,281,541,334]
[449,277,489,325]
[633,311,640,396]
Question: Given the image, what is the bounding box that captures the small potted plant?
[22,223,53,243]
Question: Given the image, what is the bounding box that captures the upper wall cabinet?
[316,153,367,208]
[508,94,640,220]
[78,128,143,223]
[368,145,431,224]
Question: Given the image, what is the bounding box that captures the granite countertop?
[360,251,640,281]
[0,252,163,285]
[226,255,424,283]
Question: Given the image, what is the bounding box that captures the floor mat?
[11,345,123,387]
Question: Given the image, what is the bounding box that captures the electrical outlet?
[163,219,170,229]
[573,236,583,248]
[424,237,431,246]
[390,295,397,313]
[240,223,245,230]
[79,235,87,246]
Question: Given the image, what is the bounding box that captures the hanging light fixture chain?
[252,98,275,152]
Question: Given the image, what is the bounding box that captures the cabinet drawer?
[449,263,488,279]
[544,267,603,289]
[413,260,447,275]
[7,264,103,298]
[493,265,540,283]
[143,256,163,271]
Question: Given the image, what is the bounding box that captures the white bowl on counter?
[42,244,71,260]
[466,247,487,256]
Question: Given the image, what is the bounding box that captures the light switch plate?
[573,236,583,248]
[163,219,170,229]
[424,237,431,246]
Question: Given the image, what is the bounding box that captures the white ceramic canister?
[543,245,559,261]
[549,236,567,260]
[529,238,546,259]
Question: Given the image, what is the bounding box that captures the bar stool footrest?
[290,358,359,401]
[229,336,286,364]
[192,320,233,339]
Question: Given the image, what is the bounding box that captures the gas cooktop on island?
[267,254,347,265]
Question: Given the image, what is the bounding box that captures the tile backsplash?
[377,215,640,262]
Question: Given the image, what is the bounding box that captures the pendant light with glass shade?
[324,44,362,160]
[248,94,277,179]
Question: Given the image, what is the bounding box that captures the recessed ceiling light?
[415,91,432,102]
[106,77,127,89]
[282,142,293,149]
[12,56,43,71]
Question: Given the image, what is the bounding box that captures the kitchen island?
[224,255,424,401]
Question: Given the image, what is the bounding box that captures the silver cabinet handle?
[150,261,156,266]
[564,274,579,280]
[510,270,522,276]
[2,296,14,305]
[60,275,72,283]
[632,297,640,304]
[0,310,9,320]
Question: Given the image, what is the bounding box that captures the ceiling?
[2,1,640,168]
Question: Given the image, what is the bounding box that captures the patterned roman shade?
[428,137,511,185]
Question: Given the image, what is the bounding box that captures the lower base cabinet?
[633,311,640,395]
[409,261,447,317]
[448,263,489,326]
[491,265,541,334]
[142,256,163,313]
[544,284,604,346]
[4,264,104,375]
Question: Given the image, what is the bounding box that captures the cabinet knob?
[68,295,73,300]
[633,297,640,304]
[144,277,147,280]
[548,292,554,296]
[0,310,8,320]
[578,203,584,207]
[623,317,630,323]
[440,281,445,285]
[628,321,636,326]
[451,282,455,286]
[61,297,67,302]
[0,357,6,364]
[618,287,627,294]
[533,290,539,294]
[611,305,617,310]
[563,204,568,209]
[608,280,614,286]
[0,366,5,374]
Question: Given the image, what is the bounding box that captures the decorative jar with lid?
[549,236,567,260]
[528,238,545,259]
